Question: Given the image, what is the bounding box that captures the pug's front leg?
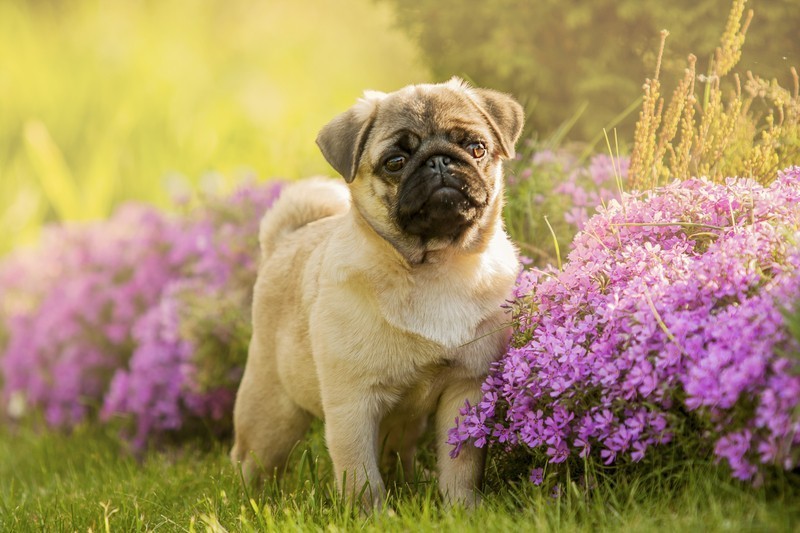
[436,377,486,508]
[324,397,386,510]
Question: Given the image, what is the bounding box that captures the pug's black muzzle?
[395,154,487,240]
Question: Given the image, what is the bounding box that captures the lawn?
[2,423,798,531]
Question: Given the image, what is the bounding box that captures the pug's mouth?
[396,181,483,240]
[427,186,470,207]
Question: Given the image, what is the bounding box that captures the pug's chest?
[370,283,512,387]
[377,277,492,350]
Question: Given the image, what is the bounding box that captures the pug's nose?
[427,155,451,175]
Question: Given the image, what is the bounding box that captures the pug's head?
[316,78,524,262]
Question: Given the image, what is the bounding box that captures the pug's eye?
[468,142,487,159]
[384,156,406,172]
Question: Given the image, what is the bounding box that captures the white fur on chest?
[378,269,487,349]
[378,245,516,349]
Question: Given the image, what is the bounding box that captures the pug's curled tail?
[258,177,351,259]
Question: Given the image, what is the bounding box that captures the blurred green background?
[0,0,427,254]
[1,0,798,255]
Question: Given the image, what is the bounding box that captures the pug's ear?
[468,86,525,159]
[316,91,385,183]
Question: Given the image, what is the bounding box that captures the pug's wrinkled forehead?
[369,85,498,157]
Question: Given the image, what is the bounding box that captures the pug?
[231,77,523,508]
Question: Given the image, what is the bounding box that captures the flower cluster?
[450,167,800,482]
[552,153,629,230]
[0,181,282,447]
[511,150,629,231]
[504,149,630,266]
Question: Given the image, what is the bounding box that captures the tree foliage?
[383,0,800,141]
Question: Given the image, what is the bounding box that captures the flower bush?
[0,181,282,447]
[450,167,800,482]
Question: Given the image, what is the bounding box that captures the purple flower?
[450,166,800,483]
[529,467,544,485]
[0,180,283,447]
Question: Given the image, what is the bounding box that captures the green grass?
[0,0,427,255]
[1,423,798,532]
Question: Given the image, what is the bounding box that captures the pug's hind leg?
[231,374,313,485]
